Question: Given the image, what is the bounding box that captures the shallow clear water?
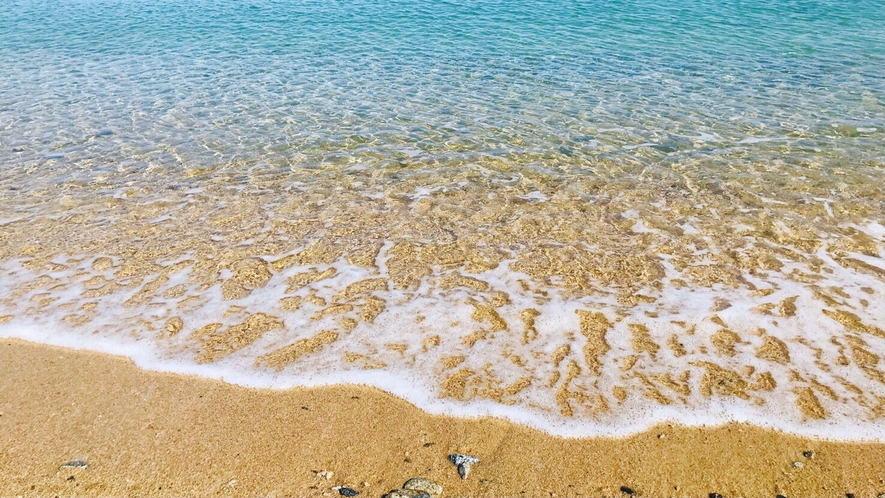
[1,0,884,440]
[2,0,883,178]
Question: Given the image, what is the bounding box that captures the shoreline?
[1,338,883,498]
[3,326,883,444]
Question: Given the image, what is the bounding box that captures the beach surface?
[1,339,882,498]
[2,1,884,496]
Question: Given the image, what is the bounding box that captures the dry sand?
[0,339,882,498]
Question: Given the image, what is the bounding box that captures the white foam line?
[1,321,882,443]
[3,235,885,445]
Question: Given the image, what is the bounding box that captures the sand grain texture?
[0,340,882,498]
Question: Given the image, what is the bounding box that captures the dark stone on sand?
[455,464,466,479]
[620,485,635,495]
[845,494,855,498]
[710,494,724,498]
[60,460,87,469]
[448,453,479,479]
[776,495,787,498]
[338,487,358,497]
[802,450,814,458]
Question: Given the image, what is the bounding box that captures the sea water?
[1,0,883,441]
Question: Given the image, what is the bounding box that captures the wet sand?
[0,339,882,498]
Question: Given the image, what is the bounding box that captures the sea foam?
[1,180,883,442]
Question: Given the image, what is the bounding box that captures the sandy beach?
[1,339,881,498]
[2,1,884,497]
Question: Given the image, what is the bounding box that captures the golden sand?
[0,339,882,498]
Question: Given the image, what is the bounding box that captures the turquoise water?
[1,1,885,440]
[1,0,883,179]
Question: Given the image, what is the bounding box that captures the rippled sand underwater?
[1,0,884,439]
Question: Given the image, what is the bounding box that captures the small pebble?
[449,453,479,465]
[791,461,803,468]
[776,495,787,498]
[384,489,430,498]
[315,470,333,480]
[845,494,855,498]
[802,450,815,458]
[338,487,359,497]
[620,485,635,495]
[403,477,442,495]
[448,454,479,479]
[710,494,724,498]
[455,464,468,479]
[448,453,480,466]
[60,460,87,469]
